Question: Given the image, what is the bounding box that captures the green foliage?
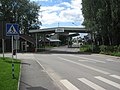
[80,45,100,53]
[111,52,120,57]
[0,57,21,90]
[0,0,41,34]
[93,45,100,53]
[118,45,120,52]
[82,0,120,45]
[99,45,120,56]
[80,45,92,52]
[99,45,107,53]
[80,44,120,56]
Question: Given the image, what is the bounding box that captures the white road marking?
[78,60,96,63]
[95,76,120,89]
[58,57,110,74]
[78,78,106,90]
[110,75,120,80]
[60,79,79,90]
[69,55,106,63]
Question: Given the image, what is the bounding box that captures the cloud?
[41,12,59,24]
[39,0,84,26]
[41,5,65,13]
[71,0,82,9]
[39,0,48,1]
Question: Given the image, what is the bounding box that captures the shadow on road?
[37,49,92,55]
[20,80,48,90]
[5,60,31,65]
[26,86,48,90]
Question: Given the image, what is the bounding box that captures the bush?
[100,45,107,53]
[92,45,100,53]
[80,44,120,57]
[114,46,118,52]
[111,52,120,57]
[118,45,120,52]
[80,45,92,52]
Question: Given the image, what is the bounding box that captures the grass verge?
[0,57,21,90]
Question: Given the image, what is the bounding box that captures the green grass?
[110,52,120,57]
[0,57,21,90]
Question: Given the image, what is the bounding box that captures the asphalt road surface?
[33,48,120,90]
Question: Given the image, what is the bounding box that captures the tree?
[0,0,41,34]
[82,0,120,45]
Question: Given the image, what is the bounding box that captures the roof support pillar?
[35,33,38,52]
[43,33,46,49]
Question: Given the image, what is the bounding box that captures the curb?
[17,61,22,90]
[35,59,63,90]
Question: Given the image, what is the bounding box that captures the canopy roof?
[29,27,90,33]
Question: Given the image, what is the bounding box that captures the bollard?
[12,63,14,79]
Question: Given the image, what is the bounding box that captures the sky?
[30,0,84,29]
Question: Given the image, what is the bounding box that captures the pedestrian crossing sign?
[6,24,19,36]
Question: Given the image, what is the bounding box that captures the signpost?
[6,23,19,78]
[14,35,19,59]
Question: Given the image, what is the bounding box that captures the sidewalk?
[18,53,60,90]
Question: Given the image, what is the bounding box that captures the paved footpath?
[17,53,61,90]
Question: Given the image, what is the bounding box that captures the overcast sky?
[30,0,84,29]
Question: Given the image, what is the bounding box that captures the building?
[0,26,90,52]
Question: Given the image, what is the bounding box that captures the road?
[33,48,120,90]
[1,47,120,90]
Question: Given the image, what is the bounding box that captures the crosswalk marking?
[60,80,79,90]
[78,78,106,90]
[110,75,120,80]
[58,57,110,74]
[95,76,120,89]
[60,75,120,90]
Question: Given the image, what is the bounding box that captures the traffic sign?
[6,24,19,36]
[55,28,64,33]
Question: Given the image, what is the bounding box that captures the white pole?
[16,38,17,59]
[12,36,13,59]
[12,36,14,78]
